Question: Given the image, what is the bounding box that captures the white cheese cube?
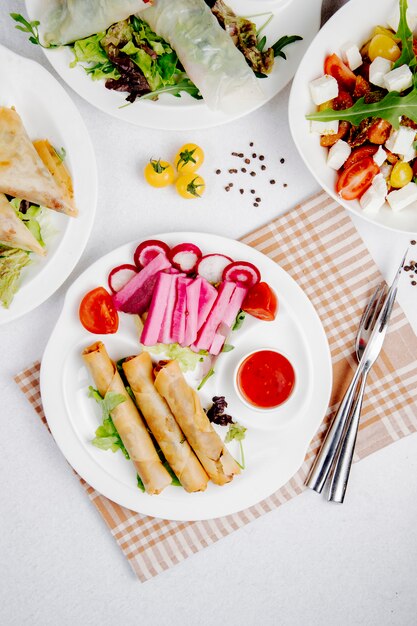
[402,145,417,162]
[327,139,351,169]
[369,57,393,88]
[386,7,417,32]
[387,182,417,212]
[384,64,413,92]
[385,126,416,154]
[310,120,339,135]
[360,174,387,214]
[340,41,362,71]
[373,146,387,166]
[309,75,339,105]
[380,163,393,180]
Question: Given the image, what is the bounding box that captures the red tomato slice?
[324,54,356,92]
[242,282,278,321]
[343,145,378,170]
[79,287,119,334]
[336,157,380,200]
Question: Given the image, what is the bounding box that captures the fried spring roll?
[82,342,171,495]
[122,353,209,493]
[154,360,240,485]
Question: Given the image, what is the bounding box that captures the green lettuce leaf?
[225,422,247,470]
[0,246,31,308]
[88,387,129,458]
[70,33,120,80]
[9,199,45,247]
[142,343,204,372]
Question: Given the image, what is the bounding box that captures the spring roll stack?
[123,353,209,493]
[83,342,172,495]
[155,360,240,485]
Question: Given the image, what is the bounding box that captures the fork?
[327,283,386,503]
[306,251,407,494]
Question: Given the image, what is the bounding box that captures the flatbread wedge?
[0,193,45,256]
[0,107,77,217]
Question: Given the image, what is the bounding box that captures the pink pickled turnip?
[134,239,170,268]
[197,278,218,331]
[158,274,180,344]
[193,281,236,352]
[113,253,171,314]
[208,287,248,355]
[222,261,261,287]
[107,264,138,294]
[171,276,192,344]
[169,243,202,273]
[183,277,202,346]
[140,273,172,346]
[197,254,233,285]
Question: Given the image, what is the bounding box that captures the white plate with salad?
[41,232,332,521]
[289,0,417,234]
[0,44,97,324]
[18,0,322,130]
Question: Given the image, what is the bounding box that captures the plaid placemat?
[15,191,417,582]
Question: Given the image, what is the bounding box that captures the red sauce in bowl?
[237,350,295,409]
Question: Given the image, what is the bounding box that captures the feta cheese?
[384,64,413,92]
[387,182,417,212]
[380,163,393,180]
[402,145,417,162]
[327,139,351,169]
[340,41,362,71]
[373,146,387,167]
[360,174,387,214]
[386,7,417,32]
[385,126,416,155]
[309,74,339,105]
[369,57,393,88]
[310,120,339,135]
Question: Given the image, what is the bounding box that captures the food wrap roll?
[154,360,240,485]
[82,341,171,495]
[123,353,209,493]
[141,0,263,113]
[40,0,151,45]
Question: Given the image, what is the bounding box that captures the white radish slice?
[197,254,233,284]
[169,243,202,273]
[222,261,261,287]
[108,264,138,293]
[134,239,170,268]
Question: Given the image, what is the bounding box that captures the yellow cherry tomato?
[368,34,401,62]
[318,100,333,111]
[174,143,204,174]
[144,158,175,188]
[175,173,205,199]
[372,26,400,43]
[390,161,413,189]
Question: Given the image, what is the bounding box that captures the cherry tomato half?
[343,145,378,170]
[79,287,119,334]
[336,157,380,200]
[242,282,278,321]
[324,54,356,92]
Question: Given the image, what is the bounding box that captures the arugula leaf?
[10,13,55,48]
[307,89,417,128]
[139,75,202,101]
[393,0,416,73]
[197,368,215,391]
[221,344,235,353]
[137,474,145,492]
[225,422,247,470]
[232,310,246,331]
[271,35,303,60]
[257,35,267,52]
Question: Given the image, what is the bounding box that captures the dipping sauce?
[237,350,295,409]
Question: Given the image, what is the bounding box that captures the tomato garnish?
[353,75,371,98]
[367,119,392,144]
[242,282,278,321]
[336,157,380,200]
[343,145,378,170]
[79,287,119,334]
[324,54,356,92]
[332,91,354,111]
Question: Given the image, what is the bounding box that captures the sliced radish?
[197,254,233,285]
[108,264,138,293]
[169,243,202,273]
[134,239,170,268]
[222,261,261,287]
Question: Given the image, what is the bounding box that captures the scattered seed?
[244,158,250,164]
[228,168,238,174]
[255,197,261,202]
[216,169,221,174]
[252,153,257,158]
[280,158,285,164]
[231,152,239,157]
[239,189,244,194]
[225,186,230,192]
[254,202,259,207]
[241,167,247,173]
[229,182,234,187]
[249,142,254,147]
[411,240,416,245]
[238,152,244,158]
[250,171,256,177]
[412,281,417,286]
[270,179,276,184]
[250,189,255,194]
[261,165,266,171]
[405,266,411,272]
[259,155,265,161]
[283,183,288,187]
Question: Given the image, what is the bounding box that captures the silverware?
[320,0,349,26]
[305,251,407,494]
[328,253,406,502]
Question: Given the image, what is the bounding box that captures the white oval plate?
[25,0,322,130]
[0,45,97,324]
[41,233,332,521]
[289,0,417,234]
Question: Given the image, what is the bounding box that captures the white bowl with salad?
[289,0,417,234]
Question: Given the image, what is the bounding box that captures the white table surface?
[1,4,417,625]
